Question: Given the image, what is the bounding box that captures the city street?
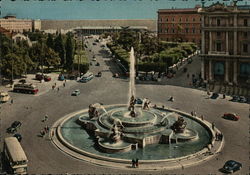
[0,37,249,174]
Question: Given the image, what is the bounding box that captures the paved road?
[0,38,249,174]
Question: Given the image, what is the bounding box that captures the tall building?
[157,6,201,47]
[0,16,41,33]
[199,1,250,90]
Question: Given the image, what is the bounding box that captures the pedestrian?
[46,125,50,132]
[44,114,48,122]
[135,158,139,168]
[194,111,197,116]
[57,87,60,92]
[11,99,13,104]
[64,79,66,83]
[63,83,65,87]
[51,130,54,138]
[200,115,204,120]
[223,94,226,99]
[54,82,57,87]
[162,105,165,109]
[215,132,218,141]
[191,111,193,116]
[52,85,55,90]
[212,122,215,130]
[131,159,135,168]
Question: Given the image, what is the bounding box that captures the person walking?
[11,99,13,104]
[131,159,135,168]
[57,87,60,92]
[212,122,215,130]
[135,158,139,168]
[63,83,65,87]
[43,114,48,122]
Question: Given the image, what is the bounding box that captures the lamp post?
[11,39,14,85]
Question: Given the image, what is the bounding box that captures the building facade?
[199,2,250,89]
[157,6,201,47]
[0,16,41,33]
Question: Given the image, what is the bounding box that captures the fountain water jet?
[128,47,136,105]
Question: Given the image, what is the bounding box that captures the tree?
[65,33,74,70]
[54,33,65,66]
[46,33,54,49]
[44,47,60,70]
[1,53,26,78]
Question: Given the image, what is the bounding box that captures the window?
[243,32,248,38]
[217,43,221,51]
[172,29,175,33]
[172,18,175,22]
[185,28,189,33]
[166,18,168,22]
[193,18,195,22]
[243,43,248,53]
[165,28,168,33]
[217,32,221,37]
[179,18,182,22]
[193,28,195,33]
[244,19,248,26]
[217,19,221,26]
[186,18,188,22]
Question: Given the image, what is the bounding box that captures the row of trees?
[106,29,197,73]
[0,31,76,79]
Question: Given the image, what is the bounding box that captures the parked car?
[96,62,100,66]
[210,93,219,99]
[0,92,10,103]
[223,113,240,121]
[58,74,65,81]
[71,89,80,96]
[97,72,102,77]
[231,95,240,102]
[13,133,22,142]
[35,74,51,82]
[7,121,22,134]
[78,72,94,83]
[19,79,26,84]
[135,98,143,104]
[239,96,247,103]
[221,160,242,173]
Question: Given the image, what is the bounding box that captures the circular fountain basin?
[54,105,216,162]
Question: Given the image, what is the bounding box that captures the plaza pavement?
[0,37,249,174]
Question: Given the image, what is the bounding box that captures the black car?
[231,95,240,102]
[222,160,242,173]
[13,133,22,142]
[135,98,143,104]
[211,93,219,99]
[7,121,22,134]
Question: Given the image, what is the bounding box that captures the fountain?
[52,47,221,170]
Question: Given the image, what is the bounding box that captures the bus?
[13,83,38,94]
[3,137,28,174]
